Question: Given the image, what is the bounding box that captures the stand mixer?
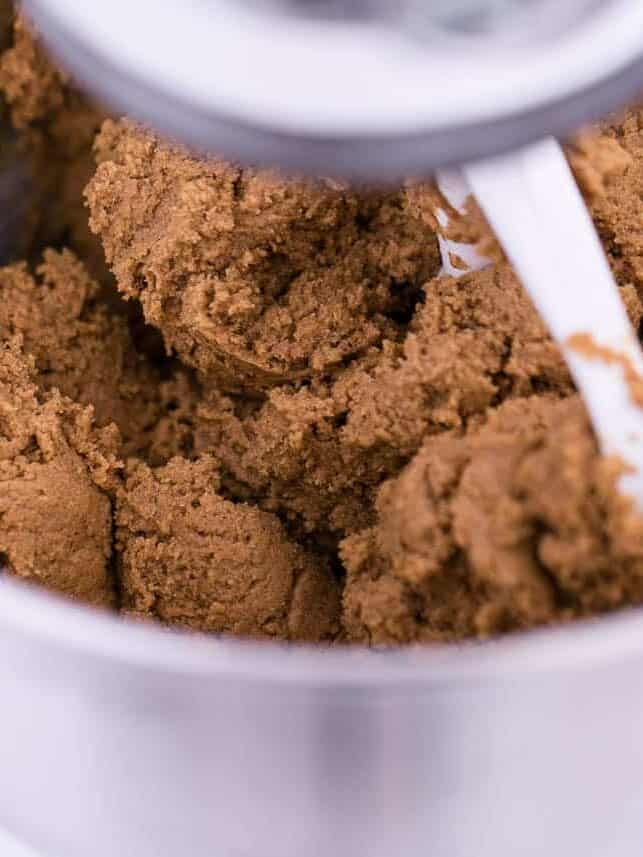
[1,3,643,857]
[21,0,643,177]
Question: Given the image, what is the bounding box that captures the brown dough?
[193,263,630,537]
[86,119,441,390]
[0,248,195,461]
[0,338,119,607]
[116,456,341,641]
[342,395,643,644]
[0,9,108,276]
[568,109,643,294]
[3,22,643,646]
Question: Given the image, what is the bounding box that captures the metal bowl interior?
[7,570,643,857]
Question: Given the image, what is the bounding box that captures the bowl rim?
[2,575,643,688]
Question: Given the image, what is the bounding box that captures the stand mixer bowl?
[2,577,643,857]
[2,3,643,857]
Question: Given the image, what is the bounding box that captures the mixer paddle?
[463,138,643,507]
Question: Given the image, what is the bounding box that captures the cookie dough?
[193,263,587,537]
[116,456,341,641]
[342,395,643,643]
[569,110,643,293]
[0,248,195,461]
[3,13,643,644]
[0,338,119,606]
[87,119,440,389]
[0,8,107,275]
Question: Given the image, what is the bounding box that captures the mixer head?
[22,0,643,179]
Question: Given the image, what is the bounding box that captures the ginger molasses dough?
[3,20,643,645]
[192,263,589,537]
[82,107,643,643]
[0,248,195,461]
[87,119,441,390]
[341,395,643,644]
[0,7,107,274]
[116,456,341,641]
[0,338,119,607]
[568,110,643,292]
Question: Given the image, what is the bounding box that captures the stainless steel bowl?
[1,575,643,857]
[4,5,643,856]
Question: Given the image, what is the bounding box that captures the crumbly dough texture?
[87,120,441,390]
[116,456,341,641]
[192,263,588,538]
[342,396,643,643]
[2,18,643,644]
[0,248,195,461]
[0,9,107,275]
[570,110,643,294]
[0,338,119,606]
